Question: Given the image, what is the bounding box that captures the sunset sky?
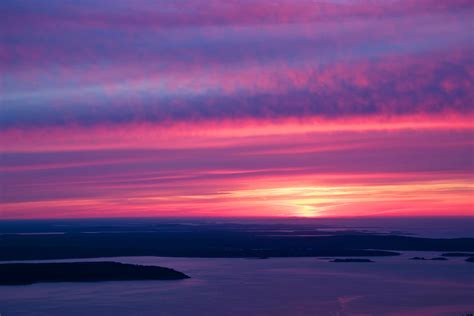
[1,0,473,219]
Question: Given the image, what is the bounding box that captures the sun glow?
[294,205,319,218]
[225,181,474,218]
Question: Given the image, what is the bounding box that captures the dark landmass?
[410,257,448,261]
[0,262,189,285]
[441,252,474,257]
[0,234,397,260]
[0,220,473,261]
[466,257,474,263]
[246,256,270,260]
[331,258,374,263]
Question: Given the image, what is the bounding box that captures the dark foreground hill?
[0,262,190,285]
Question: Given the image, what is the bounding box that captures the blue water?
[1,253,473,316]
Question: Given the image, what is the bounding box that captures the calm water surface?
[1,252,473,316]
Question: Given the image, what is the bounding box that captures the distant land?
[410,257,448,261]
[0,262,190,285]
[441,252,474,257]
[1,221,473,261]
[331,258,373,263]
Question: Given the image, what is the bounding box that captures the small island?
[0,261,190,285]
[245,256,270,260]
[430,257,448,261]
[410,257,448,261]
[330,258,374,263]
[411,257,448,261]
[466,257,474,263]
[441,253,474,257]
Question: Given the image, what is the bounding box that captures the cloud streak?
[0,0,473,218]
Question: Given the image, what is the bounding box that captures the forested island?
[0,262,190,285]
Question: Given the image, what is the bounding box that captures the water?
[1,253,473,316]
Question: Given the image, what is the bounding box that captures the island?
[441,252,474,257]
[246,256,270,260]
[0,262,190,285]
[410,257,448,261]
[466,257,474,263]
[330,258,374,263]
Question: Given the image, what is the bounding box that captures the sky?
[0,0,473,219]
